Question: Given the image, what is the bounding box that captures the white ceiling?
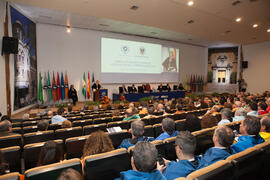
[9,0,270,47]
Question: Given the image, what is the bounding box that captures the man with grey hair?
[161,131,200,180]
[0,120,18,137]
[119,142,166,180]
[218,108,232,125]
[259,116,270,141]
[155,118,178,141]
[233,108,246,122]
[198,126,234,168]
[119,120,154,149]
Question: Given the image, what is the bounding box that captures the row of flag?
[38,71,69,103]
[184,74,208,92]
[82,72,95,99]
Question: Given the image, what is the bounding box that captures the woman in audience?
[57,168,83,180]
[61,120,72,129]
[82,131,114,159]
[37,141,63,166]
[0,151,9,175]
[201,115,218,129]
[185,114,201,132]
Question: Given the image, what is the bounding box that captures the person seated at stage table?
[155,118,178,141]
[145,83,151,92]
[166,83,171,92]
[157,84,163,92]
[118,142,166,180]
[231,116,264,154]
[259,116,270,141]
[51,107,67,124]
[160,131,200,180]
[119,120,154,150]
[123,108,140,121]
[130,84,137,94]
[37,120,49,131]
[178,83,184,91]
[198,126,234,169]
[119,84,127,94]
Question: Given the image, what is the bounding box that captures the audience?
[155,118,178,141]
[119,142,166,180]
[51,108,67,124]
[232,101,242,112]
[184,114,201,132]
[232,108,246,122]
[265,97,270,113]
[218,108,232,125]
[258,101,268,115]
[37,141,63,166]
[161,131,199,180]
[246,101,259,116]
[61,120,72,129]
[259,116,270,141]
[198,126,234,168]
[57,168,83,180]
[82,131,114,159]
[37,120,49,131]
[119,120,153,149]
[0,120,18,137]
[201,115,218,129]
[123,108,140,121]
[231,116,264,154]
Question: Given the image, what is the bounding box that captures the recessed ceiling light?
[130,5,139,10]
[187,20,194,24]
[235,17,242,22]
[66,26,71,33]
[267,29,270,32]
[252,24,258,28]
[232,0,241,6]
[187,1,194,6]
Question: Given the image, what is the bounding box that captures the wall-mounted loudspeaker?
[242,61,248,69]
[1,36,19,55]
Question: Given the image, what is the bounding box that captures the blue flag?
[61,72,65,100]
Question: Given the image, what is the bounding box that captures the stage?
[113,91,185,102]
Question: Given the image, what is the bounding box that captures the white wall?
[243,41,270,93]
[37,23,207,101]
[0,1,7,115]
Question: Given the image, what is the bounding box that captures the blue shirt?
[231,135,264,154]
[163,157,200,180]
[117,169,166,180]
[232,116,245,122]
[51,115,67,124]
[198,147,231,169]
[218,119,231,126]
[119,136,154,150]
[155,131,178,141]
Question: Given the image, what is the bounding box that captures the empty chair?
[23,131,54,145]
[93,118,109,125]
[150,116,163,125]
[153,124,162,138]
[11,128,21,134]
[107,121,130,130]
[23,140,64,170]
[24,158,82,180]
[163,137,177,161]
[48,123,62,131]
[144,125,155,138]
[107,130,132,148]
[22,121,37,127]
[11,122,22,128]
[83,149,131,180]
[80,119,93,127]
[140,118,149,126]
[226,147,263,180]
[55,127,83,141]
[112,116,124,122]
[254,141,270,180]
[83,124,107,135]
[65,135,88,159]
[192,128,215,155]
[175,119,186,131]
[0,135,22,149]
[186,160,234,180]
[0,172,20,180]
[23,126,38,134]
[0,146,21,173]
[173,112,187,120]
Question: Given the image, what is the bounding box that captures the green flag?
[38,72,44,103]
[82,72,86,99]
[47,71,52,102]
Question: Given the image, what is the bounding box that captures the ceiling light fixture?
[130,5,139,10]
[235,17,242,22]
[66,26,71,33]
[267,29,270,32]
[187,20,194,24]
[187,1,194,6]
[252,24,258,28]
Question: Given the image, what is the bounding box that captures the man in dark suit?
[92,80,101,101]
[162,49,177,72]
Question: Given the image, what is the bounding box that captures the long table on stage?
[113,91,185,102]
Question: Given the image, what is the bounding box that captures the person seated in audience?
[37,140,63,166]
[232,101,242,112]
[23,113,30,120]
[184,114,201,132]
[201,115,218,129]
[0,120,18,137]
[164,106,173,114]
[204,105,219,116]
[160,131,200,180]
[119,120,153,149]
[51,107,67,124]
[0,115,10,122]
[139,102,148,115]
[232,108,246,122]
[246,101,258,116]
[218,108,232,125]
[154,104,164,115]
[123,107,140,121]
[119,142,166,180]
[82,131,114,159]
[0,151,9,175]
[61,120,72,129]
[265,97,270,113]
[155,118,178,141]
[37,120,49,131]
[231,116,264,154]
[174,104,184,114]
[258,101,268,115]
[198,126,234,169]
[259,116,270,141]
[224,102,232,110]
[47,110,53,117]
[57,168,83,180]
[157,84,163,92]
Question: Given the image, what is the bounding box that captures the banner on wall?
[10,6,37,110]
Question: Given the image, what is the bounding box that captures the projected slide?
[101,37,179,83]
